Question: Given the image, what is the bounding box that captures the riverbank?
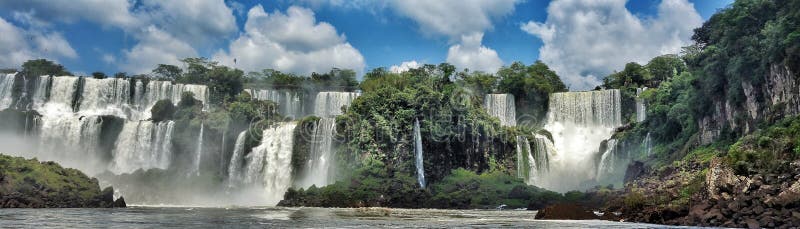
[0,154,125,208]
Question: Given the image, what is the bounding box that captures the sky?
[0,0,732,90]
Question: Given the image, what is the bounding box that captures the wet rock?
[767,180,800,206]
[113,197,126,208]
[624,161,646,183]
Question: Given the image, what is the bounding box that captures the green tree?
[91,72,107,79]
[21,59,71,77]
[152,64,183,80]
[150,99,176,122]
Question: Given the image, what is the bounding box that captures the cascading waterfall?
[529,134,553,183]
[515,136,532,179]
[596,139,618,181]
[193,123,205,176]
[40,76,79,113]
[242,122,297,205]
[484,94,516,126]
[227,130,248,187]
[131,80,210,120]
[414,118,426,188]
[31,75,50,109]
[246,89,305,118]
[635,87,647,122]
[643,132,653,156]
[0,73,16,110]
[313,91,360,117]
[296,117,337,188]
[109,121,175,174]
[77,78,131,117]
[540,89,622,192]
[37,115,106,174]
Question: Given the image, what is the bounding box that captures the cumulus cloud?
[0,0,138,29]
[137,0,237,46]
[213,5,365,75]
[390,60,421,73]
[0,17,77,68]
[521,0,702,90]
[120,26,197,74]
[390,0,519,39]
[446,33,503,73]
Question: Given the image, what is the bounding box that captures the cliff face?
[699,64,799,144]
[0,154,124,208]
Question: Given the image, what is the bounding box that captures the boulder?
[113,197,126,208]
[766,180,800,206]
[706,158,743,200]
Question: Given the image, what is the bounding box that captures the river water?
[0,207,685,228]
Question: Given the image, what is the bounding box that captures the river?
[0,207,686,228]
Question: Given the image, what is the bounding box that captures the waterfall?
[31,75,50,109]
[131,80,210,120]
[40,76,79,113]
[246,89,305,118]
[539,89,622,191]
[242,122,297,205]
[109,121,175,174]
[484,94,516,126]
[313,91,360,117]
[596,139,617,181]
[635,87,647,122]
[296,117,337,188]
[0,73,16,110]
[37,115,106,174]
[515,136,532,179]
[643,132,653,156]
[414,118,426,188]
[193,123,205,176]
[227,130,248,186]
[77,78,131,117]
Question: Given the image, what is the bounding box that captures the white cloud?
[521,0,702,90]
[390,0,519,39]
[0,0,138,29]
[390,60,421,73]
[446,33,503,73]
[121,26,197,74]
[102,54,116,64]
[137,0,237,46]
[213,5,365,75]
[0,17,77,68]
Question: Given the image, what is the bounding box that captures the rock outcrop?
[0,154,124,208]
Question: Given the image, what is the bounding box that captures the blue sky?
[0,0,732,89]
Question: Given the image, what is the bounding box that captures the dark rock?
[701,208,724,223]
[746,218,760,229]
[624,161,646,183]
[113,197,126,208]
[534,204,598,220]
[753,205,764,215]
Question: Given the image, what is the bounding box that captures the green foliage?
[21,59,71,77]
[150,99,176,122]
[726,115,800,174]
[91,72,107,79]
[602,62,651,89]
[496,61,567,126]
[151,64,183,80]
[0,154,113,207]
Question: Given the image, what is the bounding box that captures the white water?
[484,94,516,126]
[296,117,337,188]
[596,139,617,181]
[313,92,360,117]
[246,89,305,118]
[193,123,205,176]
[635,87,647,122]
[540,89,622,191]
[227,130,248,186]
[77,78,131,117]
[109,121,175,174]
[243,122,297,205]
[515,136,532,179]
[130,80,209,120]
[40,76,79,113]
[0,73,16,110]
[31,75,50,109]
[37,115,106,175]
[414,118,426,188]
[643,132,653,156]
